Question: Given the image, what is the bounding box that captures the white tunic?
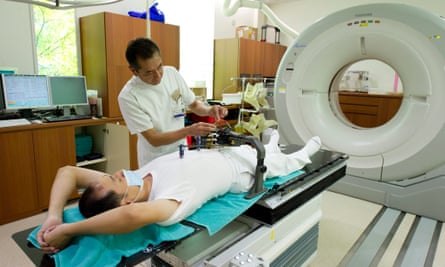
[118,66,196,166]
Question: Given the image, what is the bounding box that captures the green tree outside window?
[33,6,78,76]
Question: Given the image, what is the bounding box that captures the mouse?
[32,119,43,124]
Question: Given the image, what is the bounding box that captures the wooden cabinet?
[213,38,286,99]
[0,131,39,224]
[0,118,130,224]
[262,42,287,77]
[338,91,403,128]
[79,12,180,118]
[33,127,77,209]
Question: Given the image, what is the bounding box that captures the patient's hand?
[37,215,62,254]
[43,224,73,252]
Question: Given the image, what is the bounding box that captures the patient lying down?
[37,130,321,254]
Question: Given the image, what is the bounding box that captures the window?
[33,6,78,76]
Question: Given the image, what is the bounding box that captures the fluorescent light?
[5,0,123,9]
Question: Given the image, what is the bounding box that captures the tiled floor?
[0,191,443,267]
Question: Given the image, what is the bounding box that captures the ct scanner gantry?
[274,3,445,221]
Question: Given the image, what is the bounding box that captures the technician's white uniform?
[118,66,196,166]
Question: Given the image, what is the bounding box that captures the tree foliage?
[33,6,78,76]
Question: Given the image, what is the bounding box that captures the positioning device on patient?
[213,127,268,199]
[188,120,268,199]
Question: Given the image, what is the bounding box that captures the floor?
[1,191,444,267]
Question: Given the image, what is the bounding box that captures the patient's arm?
[38,166,107,253]
[43,199,179,250]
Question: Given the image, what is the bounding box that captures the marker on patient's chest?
[179,144,185,158]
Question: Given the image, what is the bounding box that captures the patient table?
[28,129,347,267]
[119,146,347,267]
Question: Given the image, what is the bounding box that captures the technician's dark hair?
[126,37,161,71]
[78,185,121,218]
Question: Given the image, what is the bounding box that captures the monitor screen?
[2,74,51,110]
[49,76,89,106]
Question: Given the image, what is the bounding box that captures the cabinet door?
[104,13,147,118]
[151,21,180,69]
[0,131,39,224]
[84,123,131,173]
[33,127,77,209]
[262,42,287,77]
[239,38,262,77]
[213,38,240,99]
[103,123,130,173]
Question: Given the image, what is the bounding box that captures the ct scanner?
[274,3,445,221]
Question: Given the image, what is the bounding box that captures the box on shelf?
[236,25,257,40]
[75,134,93,157]
[222,92,242,104]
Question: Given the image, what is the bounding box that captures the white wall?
[214,0,260,40]
[0,2,36,74]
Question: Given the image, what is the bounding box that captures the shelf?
[76,157,107,167]
[240,107,275,113]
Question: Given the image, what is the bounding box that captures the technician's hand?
[188,122,216,136]
[209,105,228,121]
[43,224,73,252]
[37,214,63,254]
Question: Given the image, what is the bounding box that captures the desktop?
[44,75,92,121]
[0,74,93,123]
[1,74,51,118]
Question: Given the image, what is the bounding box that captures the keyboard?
[43,115,92,122]
[0,118,31,127]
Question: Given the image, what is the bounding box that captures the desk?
[338,91,403,128]
[0,117,133,224]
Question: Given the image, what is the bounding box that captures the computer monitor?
[49,76,89,106]
[2,74,51,110]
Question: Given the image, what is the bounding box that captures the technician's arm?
[188,99,228,121]
[141,100,227,147]
[43,199,179,250]
[37,166,106,253]
[141,122,216,147]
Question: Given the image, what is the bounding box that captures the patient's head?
[78,184,121,218]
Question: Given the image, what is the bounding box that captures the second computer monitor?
[49,76,89,106]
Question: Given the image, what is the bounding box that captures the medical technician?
[118,37,228,166]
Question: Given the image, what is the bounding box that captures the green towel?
[27,207,194,267]
[185,170,304,235]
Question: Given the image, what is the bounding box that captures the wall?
[0,2,36,74]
